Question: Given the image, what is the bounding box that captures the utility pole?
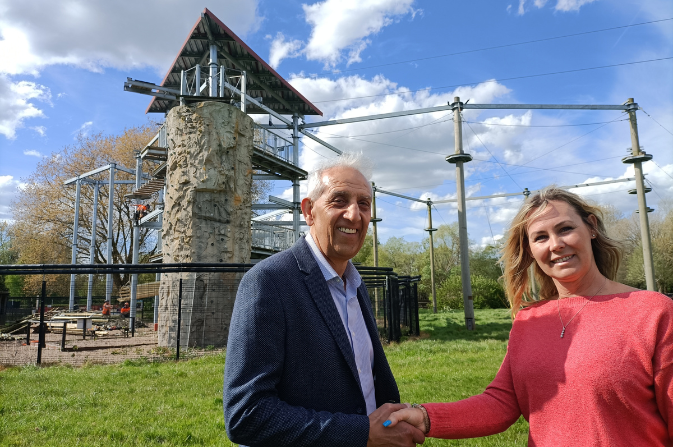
[425,199,438,313]
[446,97,475,330]
[622,98,656,290]
[371,183,382,316]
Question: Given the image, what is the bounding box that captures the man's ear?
[301,197,314,226]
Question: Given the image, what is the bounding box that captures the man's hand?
[367,403,425,447]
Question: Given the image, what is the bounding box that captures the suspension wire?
[507,113,628,172]
[314,57,673,104]
[432,204,449,226]
[464,114,523,190]
[644,178,666,203]
[639,107,673,137]
[377,196,415,210]
[649,160,673,182]
[464,119,629,127]
[318,112,453,139]
[328,18,673,75]
[381,155,626,192]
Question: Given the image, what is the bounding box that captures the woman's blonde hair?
[501,187,622,317]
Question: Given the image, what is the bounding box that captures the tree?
[10,124,272,296]
[0,221,19,292]
[624,201,673,293]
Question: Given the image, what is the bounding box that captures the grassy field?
[0,309,528,446]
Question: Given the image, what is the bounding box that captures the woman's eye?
[560,226,574,233]
[534,235,547,242]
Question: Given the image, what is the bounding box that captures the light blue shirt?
[305,233,376,415]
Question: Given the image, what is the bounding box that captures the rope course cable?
[639,107,673,137]
[432,204,449,226]
[506,113,628,172]
[328,18,673,74]
[319,113,452,138]
[463,119,629,127]
[314,57,673,104]
[644,179,666,203]
[650,160,673,182]
[464,115,523,190]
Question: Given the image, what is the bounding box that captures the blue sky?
[1,0,672,246]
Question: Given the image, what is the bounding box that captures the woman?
[385,187,673,446]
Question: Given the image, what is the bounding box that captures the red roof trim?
[146,8,322,116]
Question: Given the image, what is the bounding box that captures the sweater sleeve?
[654,299,673,440]
[424,350,522,439]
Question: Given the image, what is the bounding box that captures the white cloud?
[268,32,304,68]
[23,150,44,158]
[555,0,598,12]
[0,0,261,76]
[31,125,46,136]
[0,175,21,221]
[287,73,516,204]
[74,121,93,138]
[517,0,597,14]
[0,1,261,139]
[302,0,417,68]
[0,75,51,139]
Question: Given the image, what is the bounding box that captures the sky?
[1,0,672,247]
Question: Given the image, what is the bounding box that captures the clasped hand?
[367,403,425,447]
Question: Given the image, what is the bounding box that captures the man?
[223,154,424,447]
[102,301,112,316]
[120,302,130,318]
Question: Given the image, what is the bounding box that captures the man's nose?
[343,201,361,221]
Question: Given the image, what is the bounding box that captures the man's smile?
[338,227,357,234]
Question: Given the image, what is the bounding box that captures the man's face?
[301,167,372,273]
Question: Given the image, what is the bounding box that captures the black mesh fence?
[0,263,416,366]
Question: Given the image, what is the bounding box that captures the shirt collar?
[305,233,361,289]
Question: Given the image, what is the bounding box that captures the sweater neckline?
[552,290,639,306]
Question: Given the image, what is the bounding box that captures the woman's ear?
[587,214,598,237]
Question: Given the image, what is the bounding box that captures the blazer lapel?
[293,238,362,388]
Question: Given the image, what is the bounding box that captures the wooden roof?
[146,8,322,117]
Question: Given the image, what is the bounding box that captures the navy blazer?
[223,236,400,447]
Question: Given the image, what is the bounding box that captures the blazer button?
[356,407,363,414]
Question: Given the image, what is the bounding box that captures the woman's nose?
[549,234,565,251]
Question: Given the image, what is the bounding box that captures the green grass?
[388,309,529,446]
[0,309,528,446]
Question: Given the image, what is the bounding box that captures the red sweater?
[425,291,673,446]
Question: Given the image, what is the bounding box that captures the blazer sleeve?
[223,266,370,447]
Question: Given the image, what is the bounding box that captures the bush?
[437,274,508,310]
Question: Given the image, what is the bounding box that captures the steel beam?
[300,102,632,130]
[105,164,115,303]
[86,182,99,311]
[69,180,81,311]
[130,154,142,335]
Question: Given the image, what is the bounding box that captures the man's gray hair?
[306,152,373,201]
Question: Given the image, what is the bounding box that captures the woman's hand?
[383,406,427,433]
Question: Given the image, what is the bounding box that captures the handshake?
[367,403,428,447]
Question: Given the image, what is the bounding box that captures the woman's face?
[527,200,597,284]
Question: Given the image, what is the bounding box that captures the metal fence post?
[176,278,182,361]
[37,281,46,365]
[412,281,420,336]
